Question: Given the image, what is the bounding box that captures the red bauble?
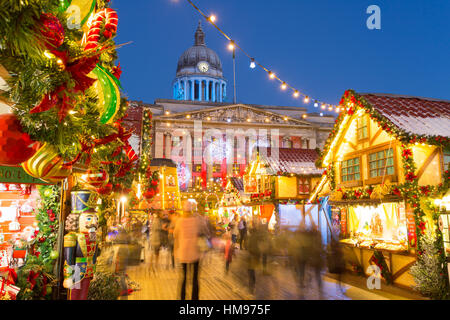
[83,169,109,189]
[97,182,113,195]
[143,189,155,200]
[151,180,158,186]
[39,13,65,49]
[0,114,37,165]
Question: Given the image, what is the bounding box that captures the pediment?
[155,104,311,126]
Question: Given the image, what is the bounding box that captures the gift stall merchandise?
[0,166,51,299]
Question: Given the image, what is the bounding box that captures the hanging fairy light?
[281,82,287,90]
[228,40,235,51]
[321,103,326,110]
[186,0,338,108]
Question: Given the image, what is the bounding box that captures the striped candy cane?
[84,8,118,51]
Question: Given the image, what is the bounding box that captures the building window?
[369,148,394,178]
[357,116,368,140]
[298,177,310,194]
[193,164,202,173]
[283,139,292,148]
[232,163,240,174]
[212,164,222,173]
[444,147,450,170]
[341,157,361,182]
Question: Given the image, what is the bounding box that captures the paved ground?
[118,245,426,300]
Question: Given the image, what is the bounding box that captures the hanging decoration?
[22,143,72,183]
[79,169,109,189]
[84,8,119,51]
[0,114,38,166]
[90,65,121,124]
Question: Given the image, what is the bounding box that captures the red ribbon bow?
[27,270,40,290]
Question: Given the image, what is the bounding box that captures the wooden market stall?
[243,147,324,231]
[310,91,450,290]
[146,158,182,211]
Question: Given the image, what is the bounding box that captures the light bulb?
[304,96,310,104]
[209,15,216,23]
[293,90,300,98]
[228,41,235,51]
[281,82,287,90]
[314,101,319,108]
[250,58,256,69]
[268,71,275,79]
[321,104,326,110]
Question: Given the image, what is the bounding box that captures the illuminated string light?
[185,0,338,108]
[281,82,287,90]
[304,96,310,104]
[293,90,300,98]
[321,103,326,110]
[314,101,319,108]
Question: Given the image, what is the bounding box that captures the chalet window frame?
[340,156,361,183]
[297,176,311,195]
[368,148,395,179]
[357,115,370,142]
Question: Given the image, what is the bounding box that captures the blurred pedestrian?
[238,217,247,250]
[174,200,207,300]
[247,226,261,295]
[224,231,234,273]
[327,237,345,292]
[167,210,178,269]
[160,211,170,249]
[309,228,325,295]
[292,226,309,289]
[228,215,239,247]
[149,212,162,270]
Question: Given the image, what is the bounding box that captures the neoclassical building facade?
[128,23,336,191]
[172,22,227,103]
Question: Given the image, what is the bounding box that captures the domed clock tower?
[172,21,227,102]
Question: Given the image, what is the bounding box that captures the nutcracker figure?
[63,212,99,300]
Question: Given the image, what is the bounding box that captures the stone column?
[185,132,193,189]
[205,80,209,101]
[211,81,215,102]
[164,133,171,159]
[155,131,164,158]
[183,80,187,100]
[190,80,194,101]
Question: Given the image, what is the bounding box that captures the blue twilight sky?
[110,0,450,115]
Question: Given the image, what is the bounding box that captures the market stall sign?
[0,166,50,184]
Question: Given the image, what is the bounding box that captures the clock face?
[197,61,209,73]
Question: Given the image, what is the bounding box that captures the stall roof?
[361,93,450,138]
[230,177,244,191]
[258,148,323,176]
